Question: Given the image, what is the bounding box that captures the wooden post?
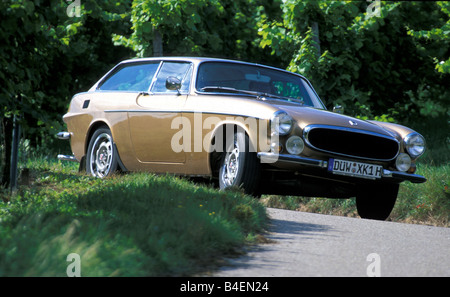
[1,117,12,187]
[9,114,20,191]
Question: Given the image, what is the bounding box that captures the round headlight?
[286,136,304,155]
[271,111,293,136]
[396,153,411,172]
[404,132,426,158]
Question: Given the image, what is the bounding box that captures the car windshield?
[196,61,325,109]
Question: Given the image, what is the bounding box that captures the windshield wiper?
[258,92,304,105]
[200,86,304,105]
[200,86,260,96]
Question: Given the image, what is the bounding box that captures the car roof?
[117,56,306,79]
[120,56,256,65]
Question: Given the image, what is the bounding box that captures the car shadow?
[265,217,332,240]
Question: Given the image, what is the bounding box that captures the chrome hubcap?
[222,140,240,187]
[90,133,113,178]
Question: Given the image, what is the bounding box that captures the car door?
[94,61,161,169]
[128,61,192,163]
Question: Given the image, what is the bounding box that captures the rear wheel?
[356,183,399,220]
[86,127,119,178]
[218,130,260,195]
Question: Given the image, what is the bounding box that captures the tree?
[408,1,450,74]
[404,1,450,119]
[0,0,133,187]
[257,1,449,121]
[113,0,282,64]
[0,0,60,186]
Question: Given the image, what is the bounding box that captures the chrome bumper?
[57,131,71,140]
[56,131,78,162]
[257,152,426,184]
[57,154,78,162]
[258,152,328,168]
[381,170,427,184]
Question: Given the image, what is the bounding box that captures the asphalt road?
[211,208,450,277]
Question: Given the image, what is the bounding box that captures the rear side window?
[98,62,159,91]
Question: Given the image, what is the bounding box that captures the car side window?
[151,62,192,94]
[98,62,159,91]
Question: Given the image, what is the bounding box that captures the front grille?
[304,125,399,161]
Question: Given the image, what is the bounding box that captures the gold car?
[58,57,426,220]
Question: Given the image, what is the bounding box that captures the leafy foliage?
[257,1,449,121]
[1,0,133,185]
[408,2,450,74]
[113,0,280,63]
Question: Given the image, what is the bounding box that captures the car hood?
[272,102,397,139]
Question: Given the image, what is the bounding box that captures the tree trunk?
[311,21,321,57]
[153,27,163,57]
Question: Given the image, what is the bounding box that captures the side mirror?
[166,76,182,93]
[333,105,344,114]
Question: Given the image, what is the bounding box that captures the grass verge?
[0,158,267,276]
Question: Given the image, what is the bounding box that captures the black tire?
[86,127,119,178]
[218,130,260,195]
[356,183,399,220]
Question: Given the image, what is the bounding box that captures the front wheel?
[356,183,399,220]
[218,130,260,195]
[86,127,119,178]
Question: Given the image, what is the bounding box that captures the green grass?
[0,158,267,276]
[390,163,449,226]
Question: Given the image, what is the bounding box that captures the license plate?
[328,158,382,180]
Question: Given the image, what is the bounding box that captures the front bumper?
[257,152,427,184]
